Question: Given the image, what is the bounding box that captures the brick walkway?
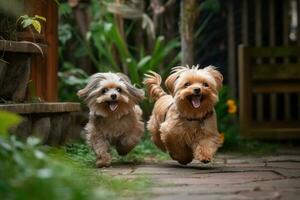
[101,150,300,200]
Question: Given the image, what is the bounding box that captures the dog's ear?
[165,66,189,94]
[117,73,145,103]
[77,73,106,100]
[204,65,223,91]
[124,81,145,103]
[165,73,179,94]
[116,72,131,83]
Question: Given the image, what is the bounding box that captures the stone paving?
[101,149,300,200]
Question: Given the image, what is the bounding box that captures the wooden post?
[241,0,249,45]
[283,0,291,120]
[269,0,277,121]
[180,0,199,66]
[227,0,236,98]
[297,0,300,120]
[255,0,264,122]
[45,0,58,101]
[298,0,300,46]
[238,45,252,137]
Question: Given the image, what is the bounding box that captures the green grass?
[64,132,168,166]
[42,132,168,199]
[47,146,152,200]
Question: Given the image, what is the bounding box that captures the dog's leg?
[148,115,166,151]
[87,133,111,167]
[116,127,143,156]
[161,131,193,165]
[192,134,221,164]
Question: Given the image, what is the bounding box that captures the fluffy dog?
[144,65,223,165]
[78,72,144,167]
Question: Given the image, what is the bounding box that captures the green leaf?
[137,56,152,69]
[21,18,33,28]
[34,15,46,22]
[0,111,22,136]
[32,20,42,33]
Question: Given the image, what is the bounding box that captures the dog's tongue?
[109,102,118,111]
[191,96,201,108]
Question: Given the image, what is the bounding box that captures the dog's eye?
[116,87,122,93]
[203,82,209,87]
[101,88,108,94]
[184,82,191,88]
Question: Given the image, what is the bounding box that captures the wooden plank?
[227,0,236,98]
[0,40,47,54]
[0,103,81,114]
[253,83,300,93]
[45,0,58,101]
[269,0,277,121]
[298,0,300,46]
[269,0,276,47]
[283,0,291,121]
[283,0,290,46]
[255,0,263,121]
[241,0,249,45]
[255,0,262,47]
[253,121,300,128]
[256,94,263,121]
[243,128,300,139]
[31,54,44,100]
[250,47,300,57]
[298,0,300,120]
[238,45,252,136]
[253,63,300,80]
[284,94,291,120]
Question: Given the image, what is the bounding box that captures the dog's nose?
[111,94,117,100]
[193,88,201,95]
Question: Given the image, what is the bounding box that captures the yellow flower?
[227,99,237,114]
[219,132,225,144]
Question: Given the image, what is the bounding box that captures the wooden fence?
[227,0,300,97]
[226,0,300,138]
[238,45,300,139]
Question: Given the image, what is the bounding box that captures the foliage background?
[57,0,239,146]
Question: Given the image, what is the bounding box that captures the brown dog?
[144,65,223,165]
[78,72,144,167]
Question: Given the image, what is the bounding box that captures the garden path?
[101,148,300,200]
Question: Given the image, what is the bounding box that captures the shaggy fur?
[78,72,144,167]
[144,65,223,165]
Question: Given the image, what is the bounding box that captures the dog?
[144,65,223,165]
[77,72,145,167]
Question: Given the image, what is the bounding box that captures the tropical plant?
[18,15,46,33]
[58,0,181,113]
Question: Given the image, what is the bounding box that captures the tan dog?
[78,72,144,167]
[144,65,223,165]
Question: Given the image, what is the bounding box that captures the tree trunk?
[180,0,199,66]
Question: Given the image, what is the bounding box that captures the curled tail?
[143,71,167,101]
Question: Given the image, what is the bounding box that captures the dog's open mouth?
[187,95,203,108]
[106,101,118,111]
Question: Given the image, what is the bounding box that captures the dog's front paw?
[194,146,214,164]
[96,159,111,168]
[96,155,111,168]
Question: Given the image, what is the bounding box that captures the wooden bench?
[238,45,300,139]
[0,103,83,145]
